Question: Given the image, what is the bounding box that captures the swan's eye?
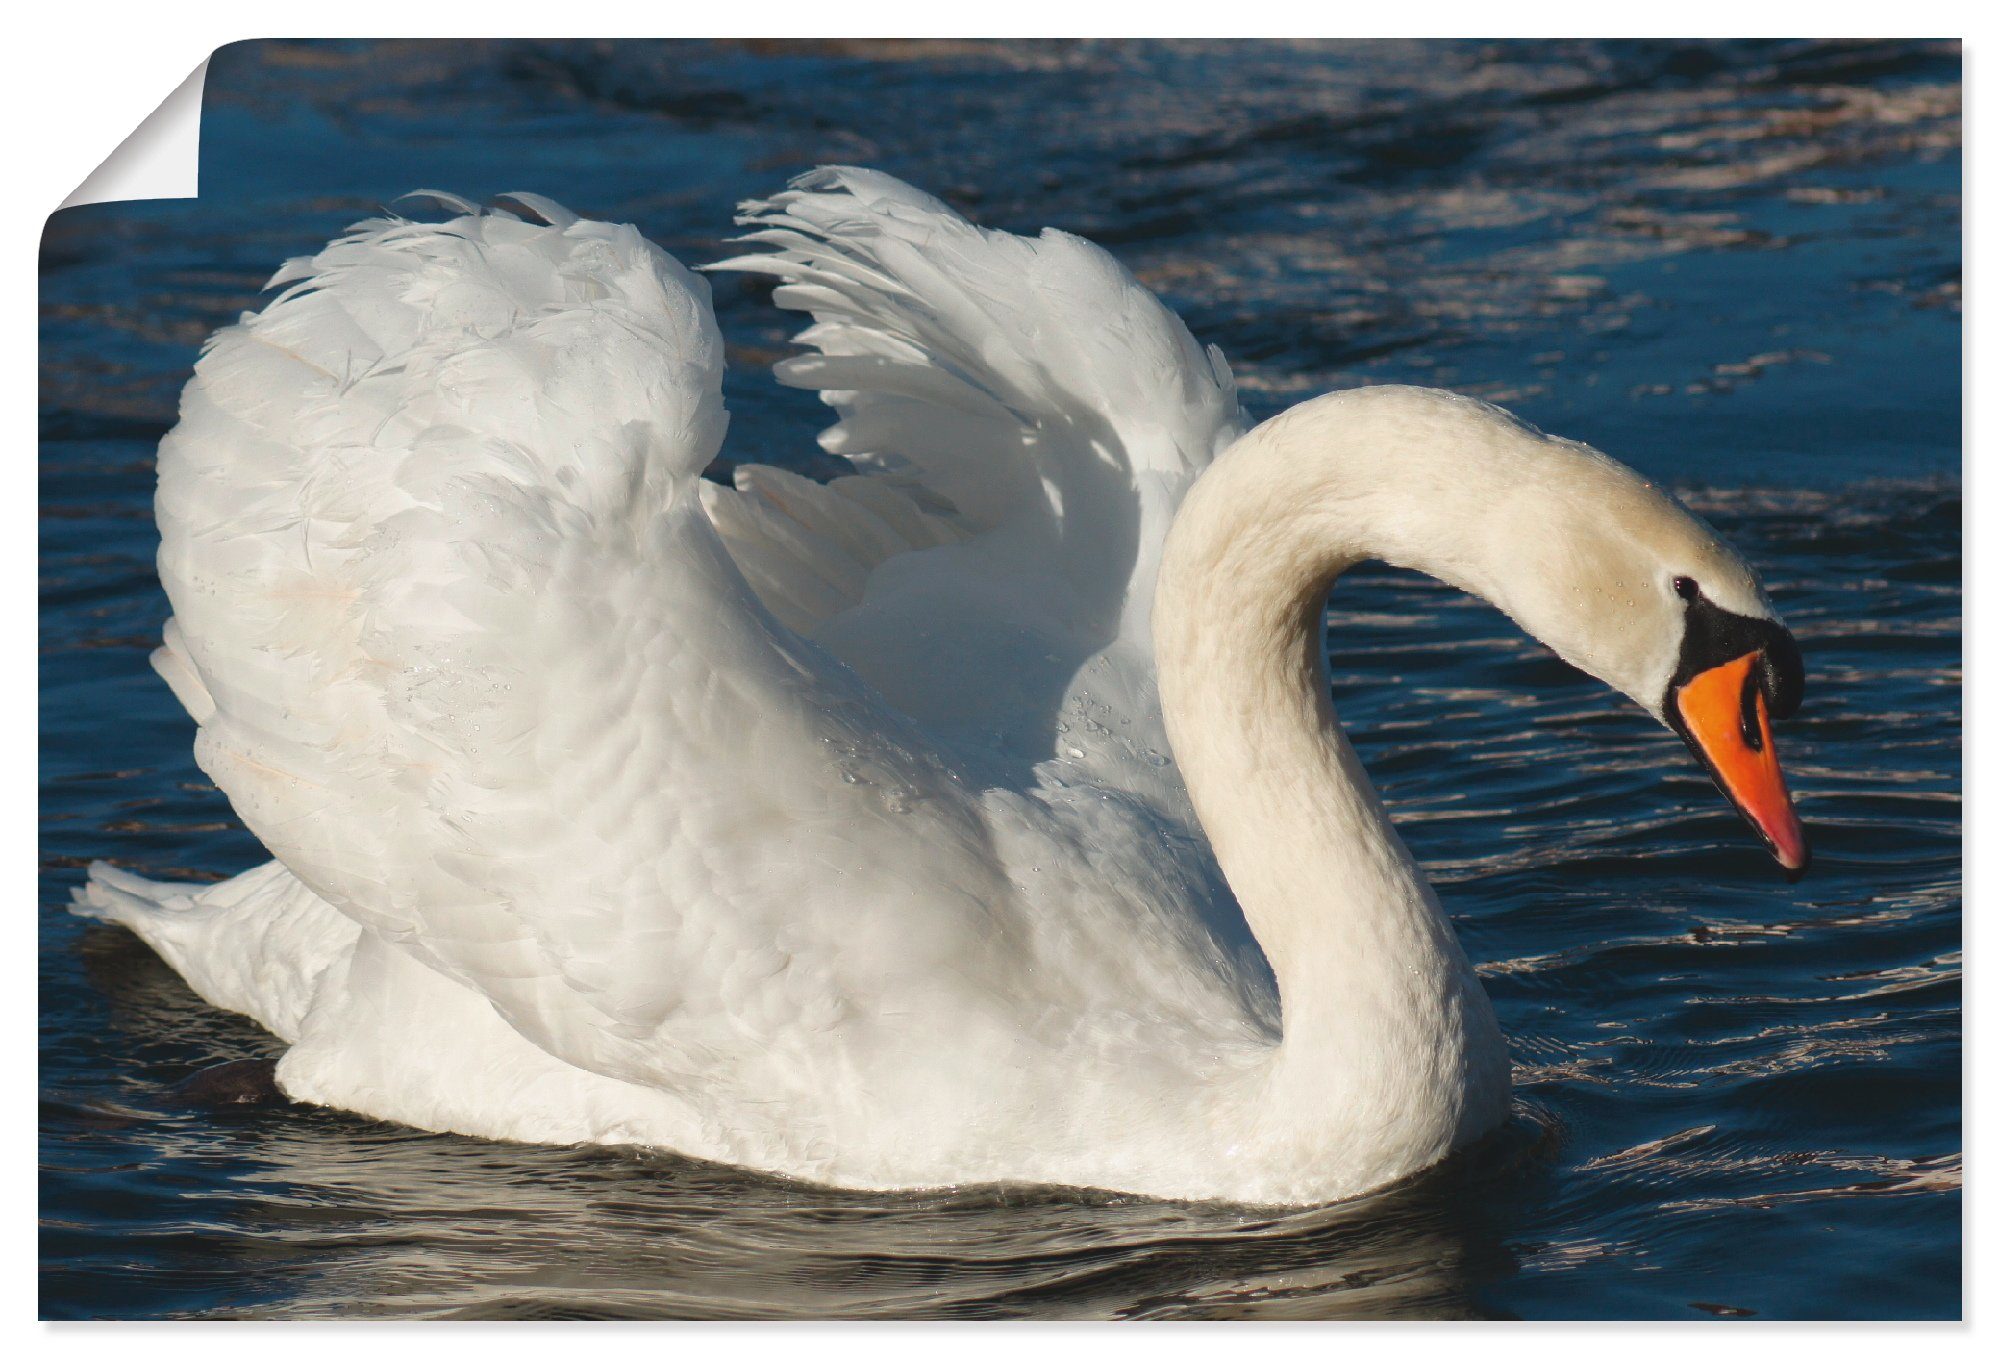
[1672,576,1700,601]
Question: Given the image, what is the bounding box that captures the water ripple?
[40,38,1957,1319]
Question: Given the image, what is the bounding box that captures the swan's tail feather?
[69,861,360,1044]
[69,861,188,924]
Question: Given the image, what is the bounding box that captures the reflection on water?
[41,39,1958,1319]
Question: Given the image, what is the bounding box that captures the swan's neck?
[1154,388,1515,1117]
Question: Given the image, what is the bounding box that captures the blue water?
[40,39,1960,1319]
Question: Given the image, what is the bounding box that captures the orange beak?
[1671,652,1809,879]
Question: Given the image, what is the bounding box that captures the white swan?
[73,168,1808,1206]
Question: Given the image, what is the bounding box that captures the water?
[40,39,1960,1319]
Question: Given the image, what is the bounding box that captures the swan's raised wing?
[150,200,1032,1111]
[708,168,1248,804]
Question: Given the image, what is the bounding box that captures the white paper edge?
[58,59,207,210]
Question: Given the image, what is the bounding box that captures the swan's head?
[1425,402,1809,879]
[1173,386,1810,878]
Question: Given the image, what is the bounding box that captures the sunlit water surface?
[41,39,1959,1319]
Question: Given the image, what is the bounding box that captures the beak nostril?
[1739,666,1765,753]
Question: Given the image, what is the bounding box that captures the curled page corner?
[59,59,208,211]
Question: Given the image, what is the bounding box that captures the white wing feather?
[77,180,1271,1182]
[146,205,1032,1089]
[708,167,1249,802]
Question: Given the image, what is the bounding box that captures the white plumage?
[75,167,1789,1204]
